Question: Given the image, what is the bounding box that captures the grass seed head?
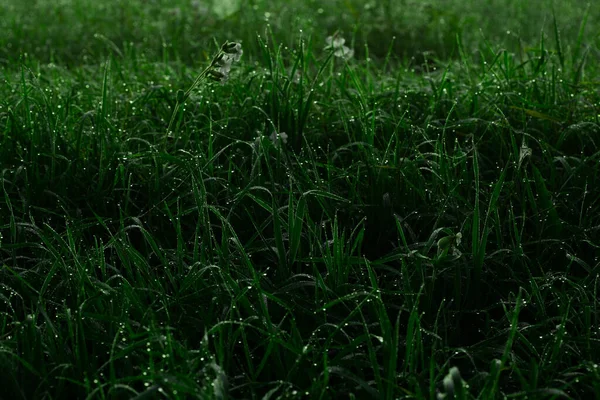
[209,41,243,82]
[325,33,354,60]
[221,41,243,61]
[269,130,288,145]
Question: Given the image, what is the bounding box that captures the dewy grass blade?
[288,190,306,268]
[552,9,565,71]
[364,259,398,400]
[471,138,481,292]
[19,60,32,136]
[482,287,525,398]
[474,159,508,298]
[572,4,591,68]
[531,164,562,237]
[272,194,288,278]
[358,306,383,397]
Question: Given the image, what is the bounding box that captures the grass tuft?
[1,0,599,399]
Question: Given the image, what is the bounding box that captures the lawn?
[1,0,599,399]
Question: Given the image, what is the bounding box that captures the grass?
[1,0,599,398]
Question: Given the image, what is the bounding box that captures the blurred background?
[1,0,598,66]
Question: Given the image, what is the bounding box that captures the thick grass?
[1,0,599,399]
